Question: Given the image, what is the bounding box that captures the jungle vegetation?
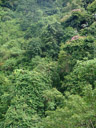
[0,0,96,127]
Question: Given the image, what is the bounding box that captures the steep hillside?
[0,0,96,127]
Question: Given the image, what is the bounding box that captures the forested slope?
[0,0,96,127]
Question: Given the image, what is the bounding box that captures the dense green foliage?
[0,0,96,127]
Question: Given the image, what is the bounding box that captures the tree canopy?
[0,0,96,127]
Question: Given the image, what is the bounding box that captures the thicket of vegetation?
[0,0,96,127]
